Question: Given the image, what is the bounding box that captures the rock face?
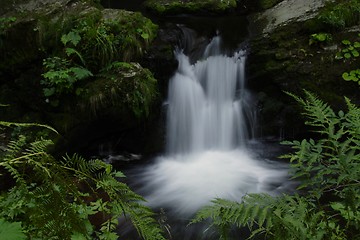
[246,0,360,139]
[249,0,329,35]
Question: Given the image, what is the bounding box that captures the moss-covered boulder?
[0,0,164,155]
[144,0,237,15]
[79,62,159,119]
[50,61,161,154]
[0,0,98,75]
[247,0,360,139]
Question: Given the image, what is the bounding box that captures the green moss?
[0,1,99,73]
[144,0,237,15]
[307,0,360,32]
[80,62,159,119]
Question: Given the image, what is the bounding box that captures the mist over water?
[141,149,289,217]
[134,35,291,222]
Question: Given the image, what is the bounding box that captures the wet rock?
[248,0,329,36]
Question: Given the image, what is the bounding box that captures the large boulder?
[246,0,360,139]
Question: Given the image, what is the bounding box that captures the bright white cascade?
[140,36,289,217]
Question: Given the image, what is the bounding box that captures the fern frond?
[286,90,336,134]
[344,96,360,137]
[192,194,275,231]
[123,203,165,240]
[0,121,58,134]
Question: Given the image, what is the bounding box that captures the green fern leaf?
[0,121,58,134]
[0,219,26,240]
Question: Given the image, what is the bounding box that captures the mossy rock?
[247,9,360,139]
[144,0,237,15]
[0,0,158,74]
[79,62,159,119]
[0,0,98,75]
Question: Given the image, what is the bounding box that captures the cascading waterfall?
[167,36,253,154]
[136,34,290,219]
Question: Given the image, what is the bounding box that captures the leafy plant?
[0,122,165,239]
[41,56,92,103]
[336,38,360,60]
[335,35,360,83]
[83,61,159,118]
[317,0,360,30]
[0,218,26,240]
[0,17,16,35]
[309,33,332,46]
[73,12,158,70]
[192,90,360,239]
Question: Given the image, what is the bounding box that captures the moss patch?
[80,62,159,119]
[144,0,237,15]
[305,0,360,32]
[248,18,360,138]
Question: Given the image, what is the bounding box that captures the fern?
[192,194,335,240]
[285,90,337,135]
[0,123,165,239]
[192,91,360,239]
[0,121,58,134]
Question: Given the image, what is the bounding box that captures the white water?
[138,36,290,218]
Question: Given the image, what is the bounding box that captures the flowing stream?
[124,33,293,239]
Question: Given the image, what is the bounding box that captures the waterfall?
[136,34,291,219]
[167,36,254,155]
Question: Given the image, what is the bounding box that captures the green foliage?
[0,218,26,240]
[41,56,93,104]
[317,0,360,30]
[192,194,331,240]
[84,61,159,118]
[0,121,58,134]
[336,38,360,60]
[0,17,16,35]
[309,33,332,46]
[61,31,81,46]
[40,11,158,109]
[72,11,158,70]
[335,35,360,84]
[144,0,237,14]
[0,17,16,48]
[192,90,360,239]
[41,29,93,105]
[0,123,165,239]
